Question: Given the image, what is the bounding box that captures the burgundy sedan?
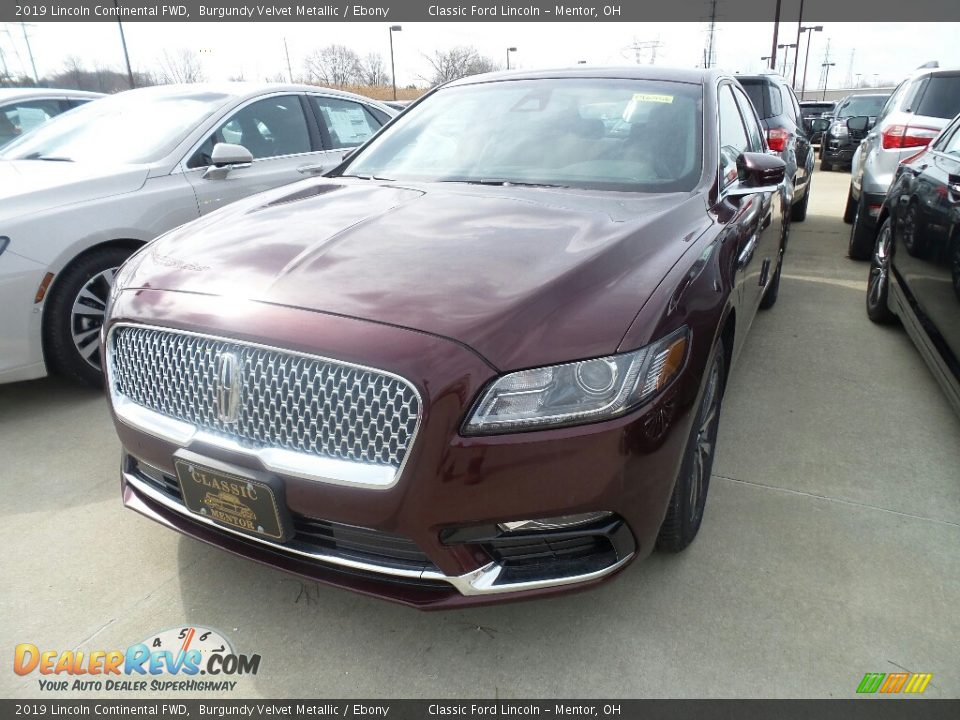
[103,68,789,608]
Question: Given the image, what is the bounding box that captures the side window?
[732,87,764,152]
[767,84,783,118]
[942,124,960,156]
[3,99,61,138]
[187,95,311,169]
[310,96,382,149]
[878,80,909,122]
[779,86,797,124]
[719,85,750,189]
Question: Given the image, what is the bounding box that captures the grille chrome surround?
[106,323,422,489]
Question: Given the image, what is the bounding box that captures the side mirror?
[810,118,831,133]
[846,116,869,133]
[728,152,786,196]
[203,143,253,179]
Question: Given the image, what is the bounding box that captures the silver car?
[0,83,395,386]
[0,88,104,148]
[847,66,960,259]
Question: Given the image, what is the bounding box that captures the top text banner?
[5,0,960,22]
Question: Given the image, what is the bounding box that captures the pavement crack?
[713,474,960,529]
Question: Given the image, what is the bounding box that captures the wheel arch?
[39,238,146,369]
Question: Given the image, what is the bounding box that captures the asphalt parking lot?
[2,167,958,699]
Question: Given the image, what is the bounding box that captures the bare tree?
[303,44,361,86]
[61,56,86,88]
[358,53,389,87]
[155,49,205,84]
[422,46,499,86]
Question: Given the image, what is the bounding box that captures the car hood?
[0,160,149,221]
[122,179,708,370]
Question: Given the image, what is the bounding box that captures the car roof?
[444,65,726,88]
[0,87,105,101]
[735,73,790,86]
[101,82,394,111]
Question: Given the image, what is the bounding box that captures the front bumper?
[823,136,858,164]
[109,290,701,608]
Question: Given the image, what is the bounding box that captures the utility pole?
[0,45,8,82]
[818,37,833,99]
[284,38,293,83]
[114,1,135,88]
[844,49,855,89]
[625,38,662,65]
[21,23,39,84]
[705,0,718,69]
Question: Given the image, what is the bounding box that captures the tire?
[843,186,856,224]
[866,219,897,324]
[848,194,875,261]
[656,343,725,553]
[44,246,131,387]
[790,187,809,222]
[759,247,784,310]
[820,158,833,172]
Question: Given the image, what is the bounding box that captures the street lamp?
[822,61,836,101]
[777,43,797,76]
[388,25,401,101]
[799,25,823,100]
[506,46,517,70]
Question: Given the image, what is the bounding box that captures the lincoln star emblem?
[214,351,242,424]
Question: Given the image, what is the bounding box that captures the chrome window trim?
[124,467,634,597]
[106,321,423,490]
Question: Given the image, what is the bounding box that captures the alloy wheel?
[70,267,118,370]
[688,355,721,525]
[868,223,892,310]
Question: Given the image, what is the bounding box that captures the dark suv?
[738,73,815,221]
[820,93,889,171]
[800,100,836,145]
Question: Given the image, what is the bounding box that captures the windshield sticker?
[632,93,674,104]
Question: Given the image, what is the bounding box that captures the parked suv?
[800,100,836,145]
[820,93,889,171]
[847,66,960,258]
[738,73,815,221]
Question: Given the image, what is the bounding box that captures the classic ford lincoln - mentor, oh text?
[104,68,790,607]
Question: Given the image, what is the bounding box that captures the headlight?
[831,122,848,138]
[463,327,689,435]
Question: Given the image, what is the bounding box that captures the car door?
[718,83,779,331]
[183,93,322,215]
[305,94,386,173]
[894,119,960,369]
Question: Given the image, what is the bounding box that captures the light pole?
[822,62,835,100]
[799,25,822,100]
[388,25,401,101]
[506,47,517,70]
[778,44,796,76]
[792,0,805,87]
[770,0,782,71]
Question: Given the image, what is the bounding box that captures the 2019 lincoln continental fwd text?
[103,68,790,608]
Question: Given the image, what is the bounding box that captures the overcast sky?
[3,20,958,92]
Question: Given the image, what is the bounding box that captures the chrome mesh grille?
[109,326,420,469]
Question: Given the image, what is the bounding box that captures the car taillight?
[881,124,940,150]
[767,128,789,153]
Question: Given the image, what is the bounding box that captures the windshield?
[837,95,888,117]
[343,78,703,193]
[0,91,230,164]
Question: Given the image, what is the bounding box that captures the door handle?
[297,163,328,175]
[737,233,758,269]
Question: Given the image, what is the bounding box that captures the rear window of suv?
[913,75,960,119]
[738,80,782,120]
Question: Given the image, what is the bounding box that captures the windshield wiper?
[339,173,395,181]
[441,178,568,189]
[23,152,73,162]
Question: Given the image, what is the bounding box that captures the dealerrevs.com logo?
[14,626,260,692]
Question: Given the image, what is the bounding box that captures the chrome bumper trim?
[124,470,633,597]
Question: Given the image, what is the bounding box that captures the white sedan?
[0,82,395,386]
